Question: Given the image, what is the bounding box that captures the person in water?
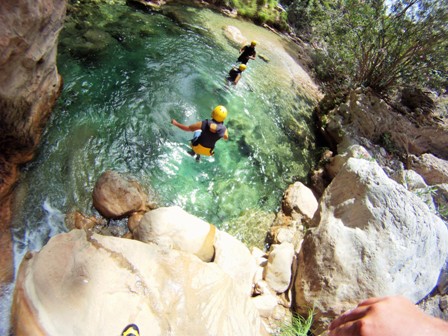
[237,40,257,64]
[171,105,229,161]
[226,64,247,86]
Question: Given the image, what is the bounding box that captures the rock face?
[92,171,148,218]
[325,90,448,159]
[295,158,448,331]
[11,230,262,336]
[0,0,66,285]
[408,153,448,185]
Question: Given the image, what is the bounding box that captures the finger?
[329,320,361,336]
[357,296,387,307]
[329,306,370,330]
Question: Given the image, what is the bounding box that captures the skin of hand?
[171,119,201,132]
[328,296,448,336]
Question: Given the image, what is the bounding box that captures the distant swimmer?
[226,64,247,86]
[171,105,229,162]
[237,40,257,65]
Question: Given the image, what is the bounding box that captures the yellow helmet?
[239,64,247,71]
[211,105,228,122]
[251,40,257,46]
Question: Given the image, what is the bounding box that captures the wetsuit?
[237,45,256,64]
[227,67,242,83]
[191,119,227,156]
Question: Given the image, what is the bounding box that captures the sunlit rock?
[326,89,448,159]
[214,231,257,296]
[11,230,262,336]
[134,206,216,262]
[408,153,448,185]
[92,171,148,218]
[295,158,448,332]
[125,205,258,296]
[325,145,371,179]
[263,243,294,294]
[268,182,317,248]
[281,182,318,221]
[252,293,278,318]
[391,168,428,191]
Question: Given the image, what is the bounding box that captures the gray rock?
[408,154,448,185]
[391,169,428,191]
[294,158,448,332]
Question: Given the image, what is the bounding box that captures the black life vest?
[228,68,241,81]
[193,119,226,150]
[239,45,255,59]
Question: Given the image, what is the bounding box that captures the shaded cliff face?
[0,0,66,285]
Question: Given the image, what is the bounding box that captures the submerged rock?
[222,25,247,48]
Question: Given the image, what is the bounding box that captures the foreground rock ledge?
[11,230,262,336]
[295,158,448,332]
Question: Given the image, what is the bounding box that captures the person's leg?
[189,130,202,156]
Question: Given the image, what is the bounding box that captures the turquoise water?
[11,3,317,262]
[2,4,318,332]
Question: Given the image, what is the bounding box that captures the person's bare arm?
[329,296,448,336]
[171,119,201,132]
[223,129,229,140]
[233,74,241,85]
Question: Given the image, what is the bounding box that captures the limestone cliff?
[0,0,66,285]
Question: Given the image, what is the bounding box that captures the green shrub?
[278,310,314,336]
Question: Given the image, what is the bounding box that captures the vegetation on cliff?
[207,0,289,30]
[287,0,447,97]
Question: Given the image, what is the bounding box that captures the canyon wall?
[0,0,66,285]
